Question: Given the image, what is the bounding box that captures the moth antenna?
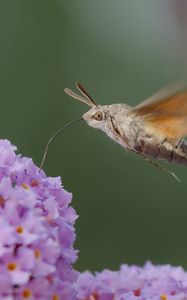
[142,154,180,182]
[64,83,96,107]
[40,117,83,171]
[64,88,93,107]
[76,82,96,107]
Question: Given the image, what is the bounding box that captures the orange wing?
[131,84,187,145]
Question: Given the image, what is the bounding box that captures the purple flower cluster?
[75,262,187,300]
[0,140,78,299]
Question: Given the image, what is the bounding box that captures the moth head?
[64,82,108,129]
[82,106,108,129]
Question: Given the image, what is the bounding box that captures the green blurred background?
[1,0,187,272]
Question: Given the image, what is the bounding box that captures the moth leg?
[110,116,132,149]
[139,153,180,182]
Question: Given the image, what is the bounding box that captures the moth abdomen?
[135,138,187,166]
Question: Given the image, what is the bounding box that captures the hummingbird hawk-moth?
[41,82,187,181]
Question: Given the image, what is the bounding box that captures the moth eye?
[93,111,103,121]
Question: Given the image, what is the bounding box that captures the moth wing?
[133,81,186,109]
[130,82,187,144]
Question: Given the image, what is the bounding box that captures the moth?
[40,82,187,181]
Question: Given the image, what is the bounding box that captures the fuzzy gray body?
[83,103,187,166]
